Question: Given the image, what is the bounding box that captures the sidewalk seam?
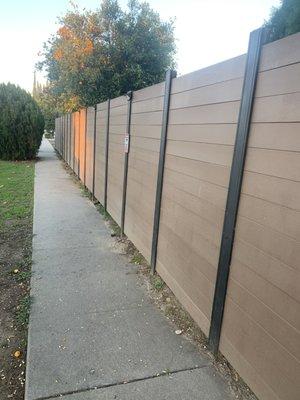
[30,365,209,400]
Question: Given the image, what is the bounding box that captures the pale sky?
[0,0,280,92]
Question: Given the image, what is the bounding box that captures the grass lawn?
[0,160,35,400]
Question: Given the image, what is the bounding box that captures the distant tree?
[264,0,300,43]
[37,0,176,119]
[0,83,44,160]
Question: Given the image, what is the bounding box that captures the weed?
[151,275,165,291]
[131,252,145,265]
[16,295,32,327]
[15,270,32,282]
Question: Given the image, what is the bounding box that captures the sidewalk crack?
[32,364,209,400]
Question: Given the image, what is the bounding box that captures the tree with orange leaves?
[37,0,175,118]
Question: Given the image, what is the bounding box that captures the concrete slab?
[25,140,234,400]
[60,367,232,400]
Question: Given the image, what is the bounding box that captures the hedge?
[0,83,45,160]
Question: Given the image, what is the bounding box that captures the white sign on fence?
[124,133,129,153]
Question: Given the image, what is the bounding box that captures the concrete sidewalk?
[25,140,233,400]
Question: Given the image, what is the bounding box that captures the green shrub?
[0,83,45,160]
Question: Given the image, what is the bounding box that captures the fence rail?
[54,29,300,400]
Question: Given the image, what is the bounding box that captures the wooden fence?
[54,29,300,400]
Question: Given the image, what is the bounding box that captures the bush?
[0,83,45,160]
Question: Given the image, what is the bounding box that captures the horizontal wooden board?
[244,147,300,181]
[248,122,300,151]
[171,55,246,94]
[160,198,222,262]
[168,102,240,125]
[239,192,300,239]
[242,171,300,211]
[232,238,300,302]
[110,95,126,108]
[109,104,127,116]
[170,78,243,109]
[226,277,300,360]
[96,101,108,111]
[252,92,300,123]
[133,81,165,102]
[220,299,300,400]
[157,259,211,336]
[163,167,228,209]
[166,141,234,166]
[256,62,300,97]
[131,110,163,126]
[162,182,225,230]
[165,154,230,188]
[130,136,160,153]
[229,260,300,333]
[235,215,299,270]
[131,96,164,114]
[260,31,300,72]
[130,125,162,139]
[167,123,236,145]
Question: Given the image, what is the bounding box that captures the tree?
[37,0,176,117]
[264,0,300,43]
[0,83,44,160]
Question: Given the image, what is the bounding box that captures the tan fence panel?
[73,112,80,175]
[156,56,246,336]
[220,32,300,400]
[125,82,165,262]
[94,101,108,205]
[78,109,86,182]
[53,31,300,400]
[106,96,127,225]
[85,107,95,192]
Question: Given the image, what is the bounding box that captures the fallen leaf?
[14,350,21,358]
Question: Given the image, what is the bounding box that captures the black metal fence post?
[104,99,111,212]
[208,28,264,355]
[78,111,81,177]
[120,91,133,237]
[150,69,176,274]
[69,113,72,166]
[62,115,65,158]
[84,108,88,186]
[73,113,75,171]
[92,105,97,200]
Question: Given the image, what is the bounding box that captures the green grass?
[131,252,145,265]
[16,295,32,327]
[0,161,35,228]
[151,275,165,291]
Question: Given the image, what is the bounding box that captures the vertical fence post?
[92,105,97,200]
[104,99,111,212]
[60,116,62,155]
[150,69,176,274]
[84,108,88,186]
[69,113,72,166]
[63,115,64,157]
[73,113,75,171]
[62,115,64,158]
[64,114,66,160]
[120,91,133,237]
[78,111,81,177]
[208,28,264,355]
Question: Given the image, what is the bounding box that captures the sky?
[0,0,281,92]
